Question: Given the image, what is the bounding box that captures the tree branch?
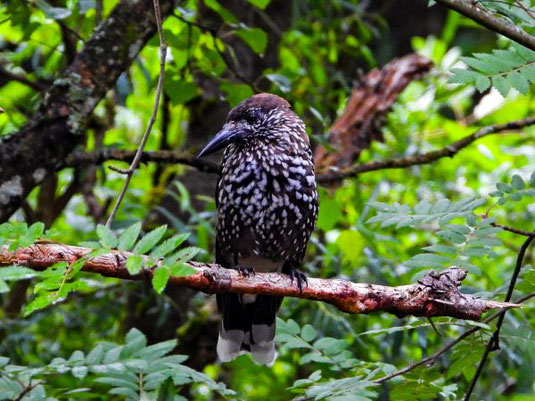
[0,65,49,92]
[374,291,535,384]
[61,148,220,174]
[59,117,535,185]
[316,117,535,183]
[435,0,535,51]
[487,220,535,237]
[0,243,519,320]
[463,234,534,401]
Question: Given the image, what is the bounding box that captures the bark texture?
[314,54,432,171]
[0,0,177,222]
[0,243,518,320]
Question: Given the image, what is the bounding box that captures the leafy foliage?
[367,197,486,229]
[1,222,200,315]
[0,328,235,400]
[449,44,535,96]
[489,171,535,204]
[0,0,534,400]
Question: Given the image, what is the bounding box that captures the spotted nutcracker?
[198,93,318,364]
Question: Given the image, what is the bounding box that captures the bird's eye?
[243,112,257,125]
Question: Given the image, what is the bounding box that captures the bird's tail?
[216,293,283,365]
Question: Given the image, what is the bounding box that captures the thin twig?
[435,0,535,51]
[316,117,535,183]
[13,380,41,401]
[62,149,220,174]
[0,65,48,92]
[463,235,534,401]
[62,118,535,185]
[492,222,535,237]
[514,0,535,20]
[104,0,167,228]
[374,292,535,384]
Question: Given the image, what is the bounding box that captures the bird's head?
[198,93,305,157]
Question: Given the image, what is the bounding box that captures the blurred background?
[0,0,534,400]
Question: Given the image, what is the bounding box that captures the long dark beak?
[197,127,243,158]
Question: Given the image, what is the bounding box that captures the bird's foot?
[236,265,255,278]
[288,269,308,293]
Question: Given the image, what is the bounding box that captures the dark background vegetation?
[0,0,534,400]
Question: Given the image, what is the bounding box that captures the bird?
[198,93,318,365]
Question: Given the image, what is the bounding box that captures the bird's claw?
[236,265,255,278]
[289,269,308,293]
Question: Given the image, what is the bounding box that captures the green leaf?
[109,387,139,398]
[422,244,457,255]
[71,366,88,379]
[445,224,471,235]
[278,318,300,335]
[151,233,190,258]
[170,246,202,263]
[266,73,292,92]
[492,75,511,97]
[0,266,38,281]
[23,294,53,316]
[301,324,318,342]
[247,0,271,9]
[152,266,171,294]
[220,82,254,107]
[438,229,466,244]
[508,70,530,94]
[451,46,535,97]
[35,0,71,20]
[157,378,176,401]
[406,253,450,268]
[234,27,268,54]
[117,222,142,251]
[511,174,525,190]
[203,0,238,23]
[126,255,144,275]
[337,230,364,265]
[0,280,9,293]
[414,199,432,214]
[95,377,138,391]
[317,198,342,231]
[170,263,196,277]
[96,224,118,249]
[475,74,491,92]
[139,339,177,360]
[497,182,513,193]
[134,225,167,254]
[277,333,313,349]
[464,247,488,257]
[27,222,45,240]
[431,198,450,214]
[86,344,104,364]
[164,78,199,105]
[449,68,480,84]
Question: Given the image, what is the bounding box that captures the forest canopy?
[0,0,534,400]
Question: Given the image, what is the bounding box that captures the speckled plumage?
[200,93,318,364]
[216,99,318,266]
